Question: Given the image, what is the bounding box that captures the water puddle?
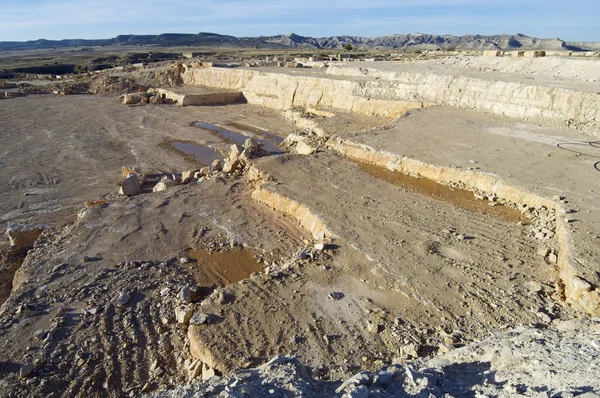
[193,121,284,155]
[170,141,224,166]
[186,248,263,286]
[357,161,526,223]
[225,122,285,143]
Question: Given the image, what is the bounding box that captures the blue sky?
[1,0,598,42]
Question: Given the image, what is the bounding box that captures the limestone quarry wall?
[182,65,600,131]
[181,67,425,118]
[326,66,600,130]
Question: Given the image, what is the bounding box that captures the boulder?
[296,141,316,155]
[211,159,223,172]
[244,138,262,158]
[120,173,140,196]
[153,177,178,193]
[175,306,194,325]
[483,50,502,57]
[524,50,546,58]
[244,138,259,151]
[202,363,216,380]
[182,169,199,184]
[200,167,210,176]
[229,144,243,161]
[122,93,143,105]
[223,159,241,173]
[19,363,34,379]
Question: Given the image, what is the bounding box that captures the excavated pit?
[2,56,600,396]
[187,149,562,380]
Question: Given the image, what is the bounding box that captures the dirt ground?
[0,55,598,397]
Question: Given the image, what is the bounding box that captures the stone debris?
[119,91,170,106]
[153,176,178,192]
[366,322,380,334]
[117,291,131,306]
[202,363,216,380]
[181,170,199,184]
[335,371,373,394]
[211,159,223,172]
[222,159,241,174]
[190,313,211,325]
[229,144,243,161]
[314,242,326,251]
[175,306,194,325]
[19,363,34,379]
[401,343,420,358]
[151,319,600,398]
[178,286,193,303]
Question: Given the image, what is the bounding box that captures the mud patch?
[170,141,224,166]
[357,161,526,223]
[193,121,283,155]
[0,246,28,305]
[186,248,264,287]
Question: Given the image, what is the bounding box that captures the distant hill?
[1,32,597,52]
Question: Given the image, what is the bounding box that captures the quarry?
[1,49,600,397]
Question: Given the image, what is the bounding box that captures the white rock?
[202,363,216,380]
[153,178,177,192]
[222,159,241,173]
[296,141,316,155]
[175,306,194,325]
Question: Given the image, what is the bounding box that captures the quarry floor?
[0,90,598,396]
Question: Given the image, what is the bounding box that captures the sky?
[0,0,598,43]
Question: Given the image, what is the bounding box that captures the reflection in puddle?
[194,121,284,154]
[225,122,285,143]
[170,142,223,166]
[357,161,526,223]
[186,248,263,286]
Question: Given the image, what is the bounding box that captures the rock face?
[181,64,600,130]
[182,67,424,119]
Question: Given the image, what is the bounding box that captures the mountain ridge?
[1,32,597,52]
